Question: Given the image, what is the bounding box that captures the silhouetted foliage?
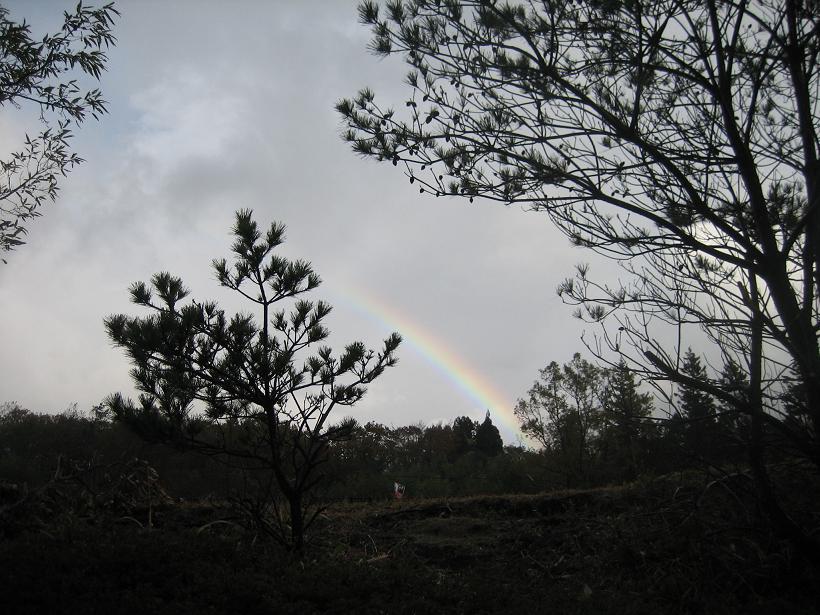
[515,353,606,487]
[104,210,401,549]
[475,411,502,457]
[339,0,820,560]
[0,2,118,258]
[451,415,476,456]
[717,359,751,457]
[674,350,719,462]
[600,361,655,481]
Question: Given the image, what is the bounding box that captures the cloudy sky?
[0,0,605,443]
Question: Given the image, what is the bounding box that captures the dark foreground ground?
[1,473,818,614]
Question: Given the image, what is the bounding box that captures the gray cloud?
[0,0,608,442]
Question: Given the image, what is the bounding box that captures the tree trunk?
[290,491,304,552]
[749,275,820,566]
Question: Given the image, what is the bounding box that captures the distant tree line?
[516,352,756,489]
[0,402,242,501]
[3,349,800,503]
[0,401,526,502]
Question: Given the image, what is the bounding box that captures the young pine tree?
[475,411,503,457]
[105,210,401,550]
[676,350,718,462]
[602,362,654,481]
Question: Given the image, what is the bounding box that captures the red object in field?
[393,481,405,499]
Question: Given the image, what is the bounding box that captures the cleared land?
[1,473,818,614]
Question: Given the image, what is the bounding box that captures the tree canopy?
[339,0,820,558]
[515,353,607,485]
[0,2,118,258]
[339,0,818,419]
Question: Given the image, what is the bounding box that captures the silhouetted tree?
[452,415,476,457]
[781,377,814,435]
[422,422,457,463]
[338,0,820,559]
[515,361,563,452]
[105,210,401,550]
[715,359,751,462]
[563,353,606,483]
[475,411,503,457]
[393,423,426,467]
[515,353,605,486]
[0,2,118,258]
[676,350,717,461]
[601,361,654,481]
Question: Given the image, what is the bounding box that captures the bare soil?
[1,475,818,614]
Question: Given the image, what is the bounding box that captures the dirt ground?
[1,476,818,614]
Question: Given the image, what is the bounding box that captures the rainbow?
[333,285,522,442]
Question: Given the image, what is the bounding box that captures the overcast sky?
[0,0,607,443]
